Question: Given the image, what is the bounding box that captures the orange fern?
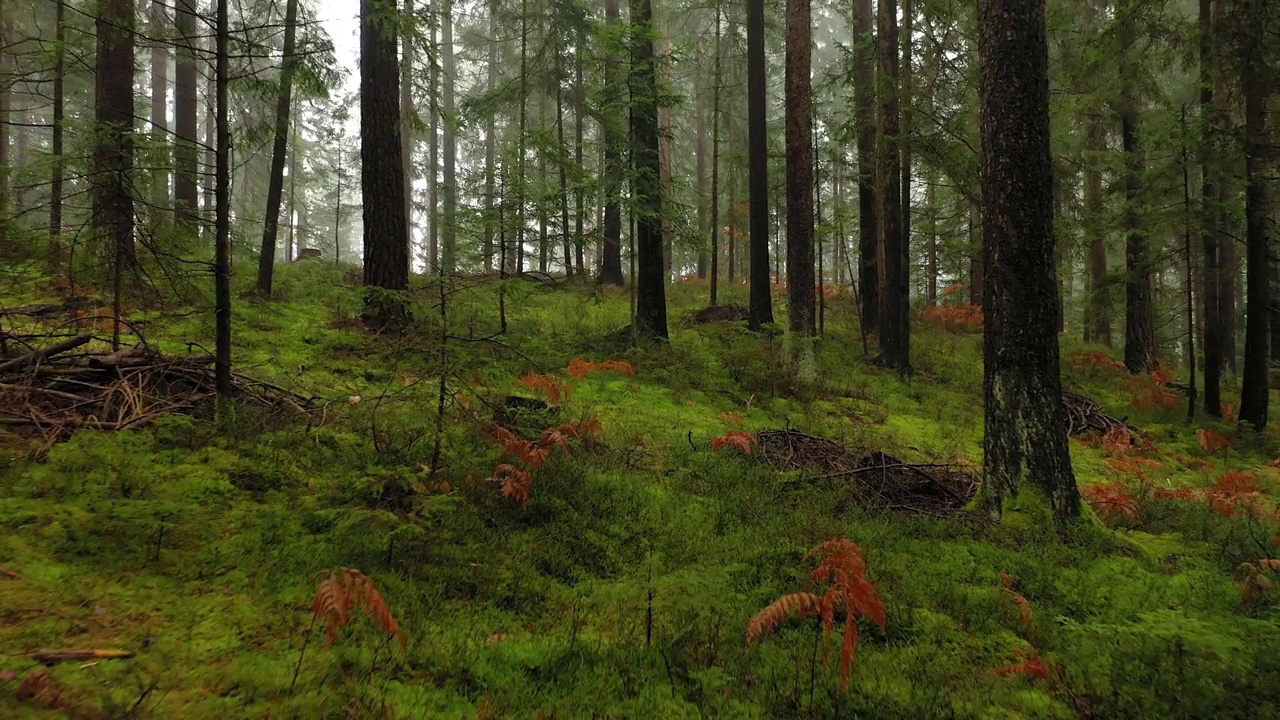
[566,358,636,379]
[993,648,1055,680]
[711,430,756,455]
[1082,482,1140,522]
[919,304,983,333]
[489,464,533,504]
[1203,469,1262,516]
[1196,428,1231,454]
[311,568,405,648]
[1105,456,1163,480]
[998,573,1035,636]
[747,538,886,689]
[516,373,571,403]
[1101,427,1134,455]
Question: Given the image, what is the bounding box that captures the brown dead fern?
[292,568,405,693]
[747,538,886,689]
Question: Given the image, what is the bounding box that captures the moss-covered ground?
[2,261,1278,718]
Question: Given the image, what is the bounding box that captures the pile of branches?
[757,429,978,516]
[1061,391,1137,438]
[0,334,315,449]
[683,304,748,326]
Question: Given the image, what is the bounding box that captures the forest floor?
[1,260,1278,719]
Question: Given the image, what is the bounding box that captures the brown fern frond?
[711,430,756,455]
[746,592,822,645]
[351,571,406,647]
[838,612,859,688]
[311,568,404,648]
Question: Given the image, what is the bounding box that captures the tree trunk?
[658,36,674,283]
[1121,108,1156,373]
[969,200,983,306]
[214,0,232,397]
[746,0,773,329]
[1199,0,1222,415]
[573,26,586,274]
[401,0,415,263]
[1083,120,1110,345]
[149,0,169,219]
[1237,0,1270,432]
[855,0,877,333]
[709,1,722,305]
[925,170,936,305]
[877,0,908,373]
[785,0,815,335]
[630,0,668,340]
[483,0,497,272]
[173,0,199,231]
[49,0,66,252]
[557,60,572,278]
[441,0,457,271]
[599,0,624,284]
[426,4,439,272]
[0,1,9,226]
[255,0,300,295]
[94,0,137,283]
[977,0,1080,525]
[695,55,709,281]
[361,0,411,303]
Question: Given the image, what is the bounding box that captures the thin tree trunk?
[969,200,983,306]
[573,25,586,274]
[1084,120,1110,345]
[483,0,496,272]
[557,60,572,278]
[427,3,439,271]
[149,0,169,220]
[441,0,456,271]
[256,0,301,295]
[709,0,722,305]
[1199,0,1221,415]
[925,170,937,305]
[695,55,709,281]
[49,0,66,256]
[877,0,908,373]
[785,0,815,335]
[402,0,416,264]
[1237,0,1270,431]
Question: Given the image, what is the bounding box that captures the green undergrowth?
[2,263,1278,719]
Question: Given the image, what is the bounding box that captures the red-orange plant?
[1127,366,1178,412]
[1105,456,1163,480]
[566,358,636,379]
[310,568,405,648]
[747,538,886,689]
[516,373,572,403]
[1082,482,1141,522]
[993,648,1056,680]
[486,419,601,506]
[711,430,756,455]
[1068,350,1127,374]
[919,304,983,333]
[1203,469,1262,516]
[998,573,1035,636]
[1197,428,1231,454]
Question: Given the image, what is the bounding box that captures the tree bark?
[969,200,983,306]
[1083,120,1110,345]
[599,0,625,284]
[1237,0,1271,432]
[401,0,416,263]
[441,0,457,271]
[855,0,877,333]
[49,0,66,251]
[1199,0,1222,415]
[977,0,1080,525]
[483,0,497,272]
[255,0,300,295]
[361,0,411,302]
[1121,109,1156,373]
[630,0,668,340]
[876,0,908,373]
[746,0,774,329]
[709,1,722,305]
[173,0,199,231]
[214,0,232,397]
[149,0,170,219]
[785,0,815,335]
[94,0,137,281]
[426,3,439,272]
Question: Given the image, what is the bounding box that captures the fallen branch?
[0,335,91,373]
[28,649,134,666]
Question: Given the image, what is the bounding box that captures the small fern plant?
[747,538,886,689]
[292,568,404,692]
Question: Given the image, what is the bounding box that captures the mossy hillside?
[1,263,1277,718]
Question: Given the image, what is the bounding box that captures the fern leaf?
[746,592,822,645]
[839,611,859,689]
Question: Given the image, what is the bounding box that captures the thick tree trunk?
[0,1,9,226]
[977,0,1080,525]
[599,0,625,285]
[49,0,66,250]
[1237,0,1270,432]
[426,5,439,271]
[361,0,411,301]
[573,26,586,274]
[556,66,572,278]
[173,0,199,231]
[709,2,722,304]
[696,61,709,280]
[746,0,773,329]
[94,0,137,279]
[855,0,877,332]
[214,0,232,397]
[630,0,668,340]
[255,0,300,295]
[877,0,908,373]
[1199,0,1222,415]
[785,0,815,335]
